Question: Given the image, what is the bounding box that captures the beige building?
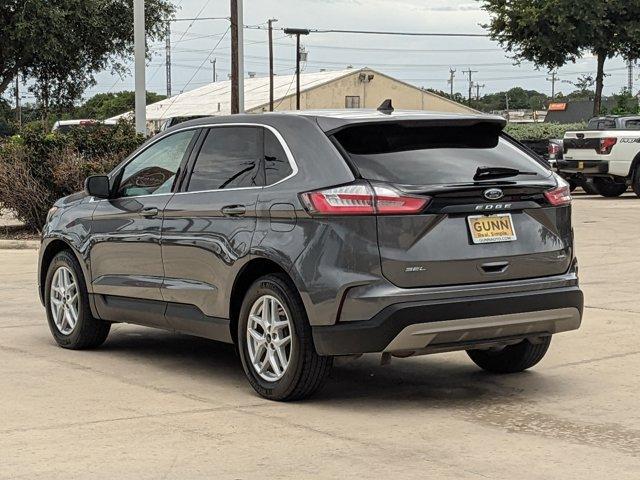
[116,67,477,124]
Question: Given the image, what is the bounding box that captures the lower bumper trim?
[312,287,583,356]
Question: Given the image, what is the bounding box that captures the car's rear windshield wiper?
[473,166,537,181]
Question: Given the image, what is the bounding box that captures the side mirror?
[85,175,111,199]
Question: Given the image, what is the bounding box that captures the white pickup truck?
[559,116,640,197]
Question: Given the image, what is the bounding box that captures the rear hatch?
[330,120,572,288]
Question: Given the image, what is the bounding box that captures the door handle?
[480,261,509,274]
[140,207,159,218]
[221,205,246,216]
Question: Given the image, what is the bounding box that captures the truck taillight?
[300,182,430,215]
[548,143,561,156]
[598,137,617,154]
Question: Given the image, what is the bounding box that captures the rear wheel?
[632,167,640,198]
[45,251,110,349]
[580,179,599,195]
[567,178,578,192]
[237,274,333,401]
[467,336,551,373]
[593,177,627,197]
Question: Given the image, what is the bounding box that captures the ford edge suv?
[38,107,584,401]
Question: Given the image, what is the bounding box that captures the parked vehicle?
[38,107,584,401]
[52,119,117,133]
[561,115,640,197]
[548,138,598,194]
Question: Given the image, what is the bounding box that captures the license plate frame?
[467,213,517,244]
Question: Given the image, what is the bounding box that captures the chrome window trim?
[107,122,299,199]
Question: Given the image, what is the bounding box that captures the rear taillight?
[598,137,617,154]
[544,184,572,206]
[300,182,430,215]
[548,143,561,156]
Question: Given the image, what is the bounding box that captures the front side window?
[187,127,262,191]
[116,130,196,197]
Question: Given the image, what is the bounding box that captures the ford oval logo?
[484,188,504,201]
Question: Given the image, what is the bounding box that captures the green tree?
[77,91,166,120]
[0,1,174,114]
[481,0,640,116]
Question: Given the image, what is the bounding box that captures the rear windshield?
[332,123,550,185]
[587,118,617,130]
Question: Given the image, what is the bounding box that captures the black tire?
[593,177,628,197]
[568,179,578,192]
[467,336,551,374]
[237,274,333,401]
[580,179,599,195]
[44,250,110,349]
[632,168,640,198]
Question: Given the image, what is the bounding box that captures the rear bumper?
[312,286,583,356]
[557,159,609,175]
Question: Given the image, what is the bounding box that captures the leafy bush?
[0,121,145,232]
[504,122,587,141]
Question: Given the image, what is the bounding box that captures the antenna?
[377,99,394,114]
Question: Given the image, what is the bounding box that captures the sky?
[37,0,640,101]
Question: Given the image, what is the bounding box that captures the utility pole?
[268,18,277,111]
[14,74,21,128]
[463,68,477,105]
[546,71,558,100]
[211,58,217,82]
[134,0,146,134]
[284,28,310,110]
[447,68,456,97]
[230,0,245,113]
[475,83,485,101]
[165,22,171,97]
[628,60,634,94]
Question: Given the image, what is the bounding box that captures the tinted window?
[588,118,617,130]
[264,130,292,185]
[624,119,640,129]
[188,127,262,191]
[117,129,196,197]
[333,123,550,185]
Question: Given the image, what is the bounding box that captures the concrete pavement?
[1,193,639,479]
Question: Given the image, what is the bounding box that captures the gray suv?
[38,108,584,400]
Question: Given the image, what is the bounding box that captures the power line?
[245,25,488,37]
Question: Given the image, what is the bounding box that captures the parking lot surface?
[1,193,640,479]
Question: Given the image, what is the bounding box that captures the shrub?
[504,122,587,141]
[0,121,145,232]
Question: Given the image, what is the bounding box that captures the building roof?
[111,67,475,122]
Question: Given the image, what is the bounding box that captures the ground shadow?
[93,326,566,407]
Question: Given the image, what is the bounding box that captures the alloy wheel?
[246,295,293,382]
[50,266,79,335]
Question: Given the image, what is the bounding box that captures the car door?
[161,125,264,340]
[89,128,200,327]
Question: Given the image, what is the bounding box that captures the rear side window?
[187,127,263,191]
[264,130,292,185]
[624,119,640,129]
[332,122,550,185]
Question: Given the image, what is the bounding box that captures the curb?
[0,239,40,250]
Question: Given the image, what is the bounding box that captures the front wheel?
[45,250,110,349]
[237,274,332,401]
[593,177,627,197]
[467,336,551,373]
